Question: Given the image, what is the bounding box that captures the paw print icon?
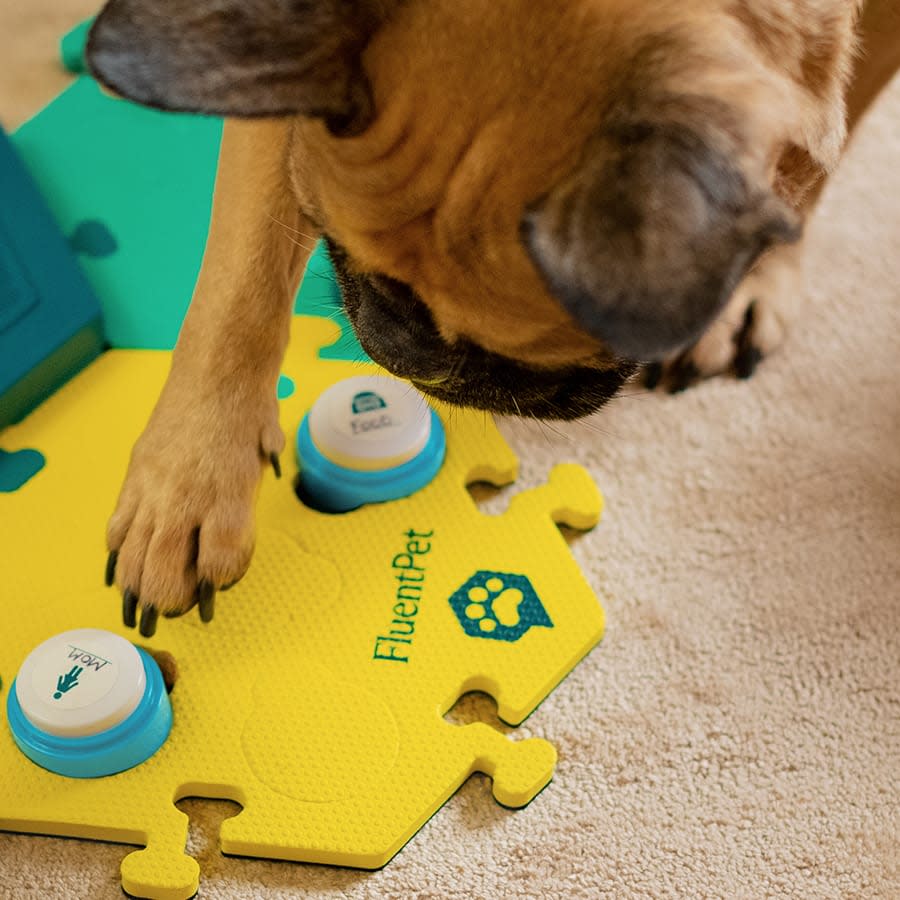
[448,571,553,643]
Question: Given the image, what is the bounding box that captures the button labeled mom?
[7,628,172,778]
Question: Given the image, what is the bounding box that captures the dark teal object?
[0,128,105,431]
[12,76,222,352]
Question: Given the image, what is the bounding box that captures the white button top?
[15,629,146,738]
[308,375,432,471]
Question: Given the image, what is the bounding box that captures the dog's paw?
[643,241,805,393]
[105,385,284,636]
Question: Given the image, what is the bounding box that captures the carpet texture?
[1,6,898,898]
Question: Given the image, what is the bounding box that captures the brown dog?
[86,0,900,635]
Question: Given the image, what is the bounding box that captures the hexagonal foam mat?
[0,315,607,900]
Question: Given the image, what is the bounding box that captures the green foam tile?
[13,48,366,361]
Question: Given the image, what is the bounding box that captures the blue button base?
[296,407,446,513]
[6,647,172,778]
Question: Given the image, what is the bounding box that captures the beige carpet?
[1,6,898,898]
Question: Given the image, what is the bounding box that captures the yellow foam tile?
[0,316,606,900]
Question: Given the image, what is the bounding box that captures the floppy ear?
[523,121,800,361]
[87,0,383,134]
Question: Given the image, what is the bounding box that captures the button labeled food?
[297,375,446,513]
[308,376,433,471]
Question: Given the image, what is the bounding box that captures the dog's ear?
[522,121,800,361]
[87,0,383,134]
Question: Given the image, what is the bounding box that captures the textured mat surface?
[0,317,605,900]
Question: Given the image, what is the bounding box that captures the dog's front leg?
[106,119,312,635]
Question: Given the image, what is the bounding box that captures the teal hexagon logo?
[448,571,553,642]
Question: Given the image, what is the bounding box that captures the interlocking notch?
[0,317,606,900]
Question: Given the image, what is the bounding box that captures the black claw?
[122,589,138,628]
[642,362,664,391]
[221,579,239,592]
[668,360,700,394]
[735,345,763,380]
[139,605,159,638]
[739,298,758,333]
[105,551,118,587]
[197,580,216,623]
[734,299,762,380]
[270,452,282,479]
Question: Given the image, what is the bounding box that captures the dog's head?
[89,0,851,419]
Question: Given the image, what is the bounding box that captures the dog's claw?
[197,580,216,623]
[122,589,138,628]
[734,299,763,380]
[735,344,763,380]
[139,605,159,638]
[269,452,282,479]
[105,551,118,587]
[668,360,699,394]
[643,361,664,391]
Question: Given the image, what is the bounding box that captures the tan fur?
[100,0,899,618]
[109,120,307,613]
[290,0,864,365]
[673,0,900,384]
